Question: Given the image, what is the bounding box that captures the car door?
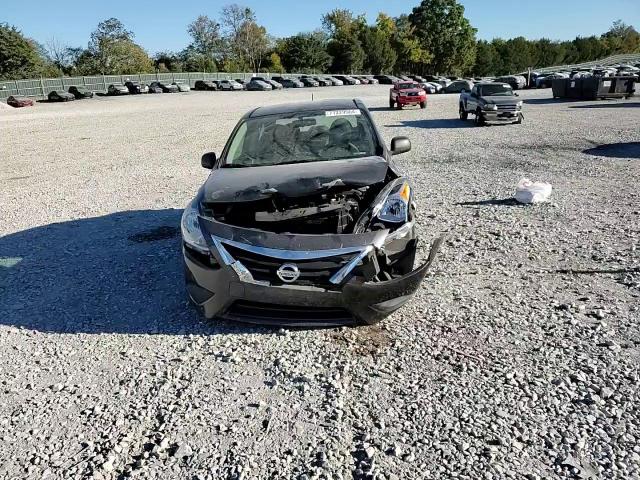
[467,86,479,110]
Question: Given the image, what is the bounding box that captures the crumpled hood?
[202,156,389,203]
[483,96,520,105]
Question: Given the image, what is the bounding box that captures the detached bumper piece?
[183,217,443,326]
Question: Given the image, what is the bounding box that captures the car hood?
[398,88,424,94]
[202,156,389,203]
[483,96,520,105]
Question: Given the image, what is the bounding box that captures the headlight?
[181,200,208,253]
[483,104,498,111]
[516,101,523,109]
[374,181,411,223]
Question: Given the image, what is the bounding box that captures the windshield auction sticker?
[325,110,361,117]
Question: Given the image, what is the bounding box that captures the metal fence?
[0,72,305,101]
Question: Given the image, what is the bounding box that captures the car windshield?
[397,83,416,89]
[481,84,513,96]
[223,110,379,168]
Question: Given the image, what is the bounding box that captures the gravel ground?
[1,86,639,480]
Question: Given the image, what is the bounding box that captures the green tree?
[322,9,365,73]
[327,30,364,73]
[239,21,270,72]
[391,15,432,74]
[265,52,284,73]
[506,36,534,72]
[186,15,223,70]
[532,38,566,69]
[360,16,397,74]
[154,51,184,72]
[181,46,217,72]
[473,40,496,76]
[277,32,331,73]
[602,20,640,54]
[219,5,270,72]
[85,18,153,74]
[0,23,46,80]
[408,0,477,75]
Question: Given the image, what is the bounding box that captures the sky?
[3,0,640,54]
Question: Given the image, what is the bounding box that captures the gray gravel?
[1,86,639,480]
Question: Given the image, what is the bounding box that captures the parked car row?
[43,80,195,102]
[192,75,383,91]
[16,74,389,106]
[531,64,640,88]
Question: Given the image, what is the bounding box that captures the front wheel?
[420,101,426,109]
[459,105,468,120]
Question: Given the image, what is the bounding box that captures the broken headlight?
[373,180,411,224]
[181,200,209,254]
[352,178,413,233]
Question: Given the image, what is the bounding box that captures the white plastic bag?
[515,178,552,204]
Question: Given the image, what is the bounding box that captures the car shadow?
[583,142,640,159]
[523,98,580,105]
[385,119,475,129]
[456,198,525,207]
[570,102,640,109]
[0,209,273,335]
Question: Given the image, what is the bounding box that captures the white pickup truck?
[459,82,523,126]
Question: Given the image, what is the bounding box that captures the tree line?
[1,0,639,82]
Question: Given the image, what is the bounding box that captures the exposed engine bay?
[201,184,382,235]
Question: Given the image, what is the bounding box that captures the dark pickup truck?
[459,82,523,125]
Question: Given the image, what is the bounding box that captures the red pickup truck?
[389,81,427,110]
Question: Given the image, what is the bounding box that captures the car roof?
[249,99,361,118]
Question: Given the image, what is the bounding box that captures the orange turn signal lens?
[399,183,411,202]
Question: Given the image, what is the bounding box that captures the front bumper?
[397,96,427,105]
[483,110,522,122]
[183,217,443,326]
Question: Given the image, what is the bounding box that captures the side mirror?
[514,92,519,97]
[201,152,217,169]
[390,137,411,156]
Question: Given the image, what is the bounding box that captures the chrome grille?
[223,244,355,287]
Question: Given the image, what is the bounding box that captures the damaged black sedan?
[181,99,442,326]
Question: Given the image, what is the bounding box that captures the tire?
[475,109,485,126]
[459,105,468,120]
[420,101,426,109]
[389,98,394,109]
